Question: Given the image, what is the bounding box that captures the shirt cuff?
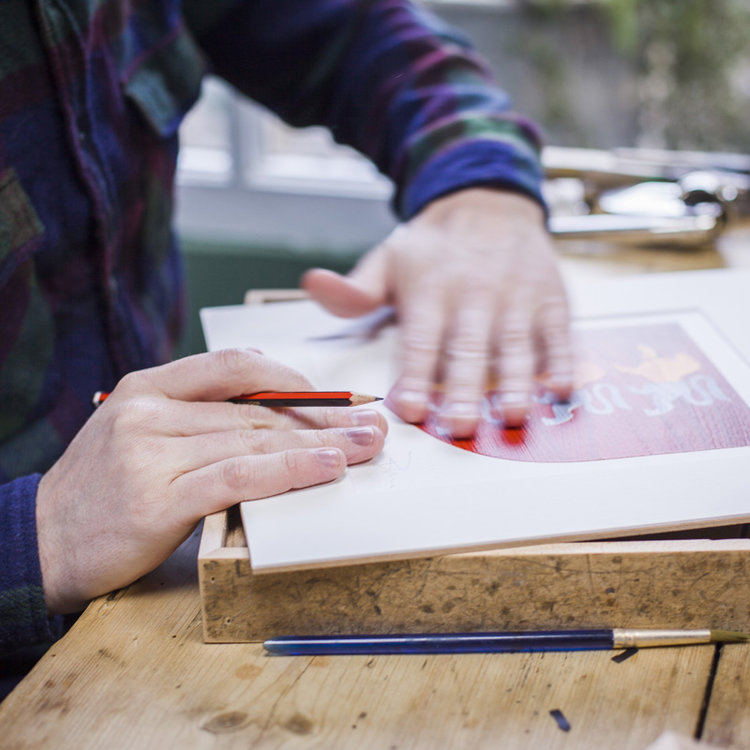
[0,474,64,656]
[397,137,546,220]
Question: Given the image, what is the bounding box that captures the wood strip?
[199,511,750,642]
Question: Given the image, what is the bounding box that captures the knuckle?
[238,428,267,454]
[213,347,254,380]
[446,336,486,362]
[220,457,254,493]
[311,428,335,449]
[236,408,276,432]
[116,369,149,395]
[501,327,530,352]
[320,407,341,427]
[402,330,440,357]
[108,396,161,434]
[281,449,304,478]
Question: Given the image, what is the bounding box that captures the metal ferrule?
[613,629,712,649]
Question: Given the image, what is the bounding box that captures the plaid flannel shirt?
[0,0,545,656]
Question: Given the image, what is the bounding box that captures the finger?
[301,268,381,318]
[174,447,347,519]
[301,241,390,318]
[273,405,389,434]
[114,349,313,403]
[491,296,537,427]
[389,285,446,424]
[106,397,389,438]
[435,289,494,438]
[536,291,575,401]
[172,425,386,474]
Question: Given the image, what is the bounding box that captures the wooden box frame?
[198,506,750,643]
[198,288,750,643]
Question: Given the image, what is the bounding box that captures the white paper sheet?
[201,269,750,572]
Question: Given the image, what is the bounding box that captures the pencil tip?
[710,630,750,643]
[349,393,384,406]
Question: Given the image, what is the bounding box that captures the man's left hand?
[302,188,573,438]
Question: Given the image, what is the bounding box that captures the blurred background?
[175,0,750,355]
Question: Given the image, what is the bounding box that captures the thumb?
[301,244,390,318]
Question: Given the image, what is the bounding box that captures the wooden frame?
[198,287,750,643]
[198,506,750,642]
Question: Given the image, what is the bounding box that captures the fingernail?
[497,392,526,405]
[436,402,481,438]
[492,393,529,427]
[441,401,479,418]
[315,448,342,468]
[396,390,429,409]
[349,410,380,426]
[346,426,375,446]
[543,373,572,392]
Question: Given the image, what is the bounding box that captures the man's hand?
[302,188,573,437]
[36,349,387,614]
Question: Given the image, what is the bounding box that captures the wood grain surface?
[702,644,750,749]
[0,528,730,750]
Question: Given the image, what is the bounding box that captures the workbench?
[1,232,749,749]
[2,527,749,749]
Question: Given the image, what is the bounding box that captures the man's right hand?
[36,349,387,614]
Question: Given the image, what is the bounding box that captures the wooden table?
[1,230,749,749]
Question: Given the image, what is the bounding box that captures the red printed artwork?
[419,321,750,462]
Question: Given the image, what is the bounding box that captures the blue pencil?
[263,628,750,656]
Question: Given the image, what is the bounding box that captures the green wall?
[180,239,363,356]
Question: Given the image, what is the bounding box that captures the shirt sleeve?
[187,0,545,219]
[0,475,64,657]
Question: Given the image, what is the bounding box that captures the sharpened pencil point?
[349,393,383,406]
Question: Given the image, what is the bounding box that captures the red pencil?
[92,390,382,408]
[228,391,382,407]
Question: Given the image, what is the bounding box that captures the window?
[176,77,394,252]
[175,1,750,248]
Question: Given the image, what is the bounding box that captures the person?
[0,0,572,672]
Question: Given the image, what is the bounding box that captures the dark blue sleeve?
[191,0,545,219]
[0,474,64,657]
